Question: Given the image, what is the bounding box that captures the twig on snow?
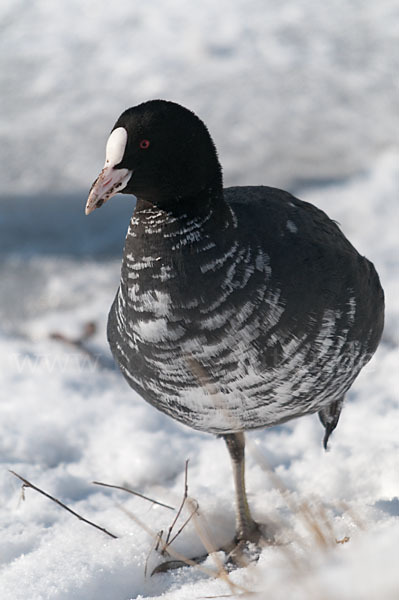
[49,321,112,369]
[92,480,175,511]
[163,458,190,549]
[9,470,117,539]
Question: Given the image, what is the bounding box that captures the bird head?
[85,100,222,215]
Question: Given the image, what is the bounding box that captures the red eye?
[139,139,150,149]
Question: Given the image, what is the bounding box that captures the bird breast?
[107,202,369,433]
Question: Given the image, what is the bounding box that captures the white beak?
[85,166,132,215]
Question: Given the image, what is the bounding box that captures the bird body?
[107,184,383,434]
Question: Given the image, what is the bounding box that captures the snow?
[1,0,398,598]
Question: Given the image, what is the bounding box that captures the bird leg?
[222,432,261,563]
[152,432,261,575]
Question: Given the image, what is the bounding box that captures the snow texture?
[0,1,398,599]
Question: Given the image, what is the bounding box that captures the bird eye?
[139,139,150,149]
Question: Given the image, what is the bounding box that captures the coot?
[86,100,384,557]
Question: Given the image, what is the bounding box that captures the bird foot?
[151,554,209,575]
[222,522,264,568]
[223,539,261,569]
[151,524,272,575]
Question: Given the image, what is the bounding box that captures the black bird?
[86,100,384,560]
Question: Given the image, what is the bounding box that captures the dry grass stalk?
[9,470,117,539]
[49,321,101,363]
[335,536,350,544]
[163,459,190,548]
[92,480,175,511]
[145,529,165,577]
[49,321,116,370]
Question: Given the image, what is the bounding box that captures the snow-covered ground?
[0,1,398,599]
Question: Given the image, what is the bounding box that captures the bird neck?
[132,173,231,228]
[123,182,237,267]
[134,171,224,217]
